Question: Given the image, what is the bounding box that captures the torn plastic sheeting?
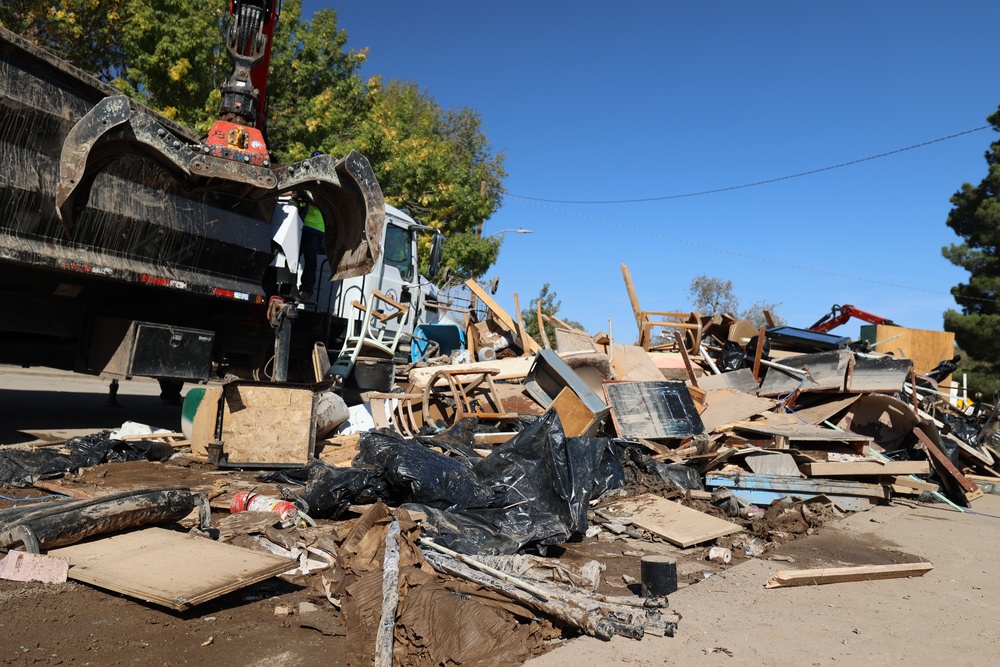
[0,431,160,488]
[262,461,389,520]
[645,459,704,491]
[473,411,625,536]
[355,431,495,510]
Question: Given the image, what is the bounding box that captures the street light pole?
[485,228,533,239]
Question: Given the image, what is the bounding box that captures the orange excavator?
[808,304,897,333]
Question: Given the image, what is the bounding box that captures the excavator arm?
[808,304,896,333]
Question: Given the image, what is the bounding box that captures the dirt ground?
[3,365,1000,666]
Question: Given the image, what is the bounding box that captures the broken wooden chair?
[329,290,410,381]
[369,369,517,435]
[621,263,703,352]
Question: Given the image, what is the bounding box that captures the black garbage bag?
[937,411,982,448]
[473,411,625,541]
[261,460,389,520]
[0,431,155,488]
[355,430,494,510]
[415,417,482,461]
[720,340,748,372]
[646,460,704,491]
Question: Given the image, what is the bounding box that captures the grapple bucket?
[56,95,384,280]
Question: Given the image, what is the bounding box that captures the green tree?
[520,283,585,345]
[942,105,1000,397]
[439,232,500,283]
[0,0,129,80]
[687,274,783,328]
[0,2,507,251]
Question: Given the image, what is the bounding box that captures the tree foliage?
[520,283,585,345]
[687,274,783,328]
[0,1,506,240]
[942,104,1000,396]
[439,232,500,283]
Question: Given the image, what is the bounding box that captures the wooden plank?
[464,279,541,354]
[604,381,705,439]
[50,527,294,610]
[697,368,760,393]
[408,357,535,389]
[550,387,602,437]
[706,471,888,501]
[609,343,664,382]
[889,475,940,492]
[730,419,873,444]
[699,388,776,432]
[912,427,982,504]
[472,432,518,446]
[602,493,741,547]
[765,562,933,589]
[800,460,930,477]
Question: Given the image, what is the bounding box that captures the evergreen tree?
[942,105,1000,397]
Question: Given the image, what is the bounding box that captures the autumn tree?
[942,104,1000,397]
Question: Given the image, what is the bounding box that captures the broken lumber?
[765,562,933,589]
[601,493,741,547]
[800,460,930,477]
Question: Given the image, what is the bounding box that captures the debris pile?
[2,269,992,664]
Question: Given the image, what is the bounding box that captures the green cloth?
[303,205,325,233]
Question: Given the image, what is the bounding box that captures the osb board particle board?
[221,384,316,465]
[603,493,741,547]
[50,527,294,610]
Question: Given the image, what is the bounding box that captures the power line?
[505,126,992,204]
[505,196,997,305]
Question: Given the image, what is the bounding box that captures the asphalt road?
[0,364,184,445]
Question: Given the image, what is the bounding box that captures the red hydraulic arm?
[205,0,282,167]
[808,304,897,333]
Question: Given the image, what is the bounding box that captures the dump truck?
[0,12,395,389]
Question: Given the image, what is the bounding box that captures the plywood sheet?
[604,381,704,439]
[758,350,851,396]
[221,383,316,465]
[551,387,602,437]
[603,493,741,547]
[608,343,665,382]
[847,355,912,393]
[865,325,955,375]
[50,527,294,610]
[697,368,760,393]
[699,388,776,432]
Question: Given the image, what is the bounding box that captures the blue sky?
[304,1,999,341]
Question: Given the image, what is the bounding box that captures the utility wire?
[505,126,992,204]
[506,196,1000,305]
